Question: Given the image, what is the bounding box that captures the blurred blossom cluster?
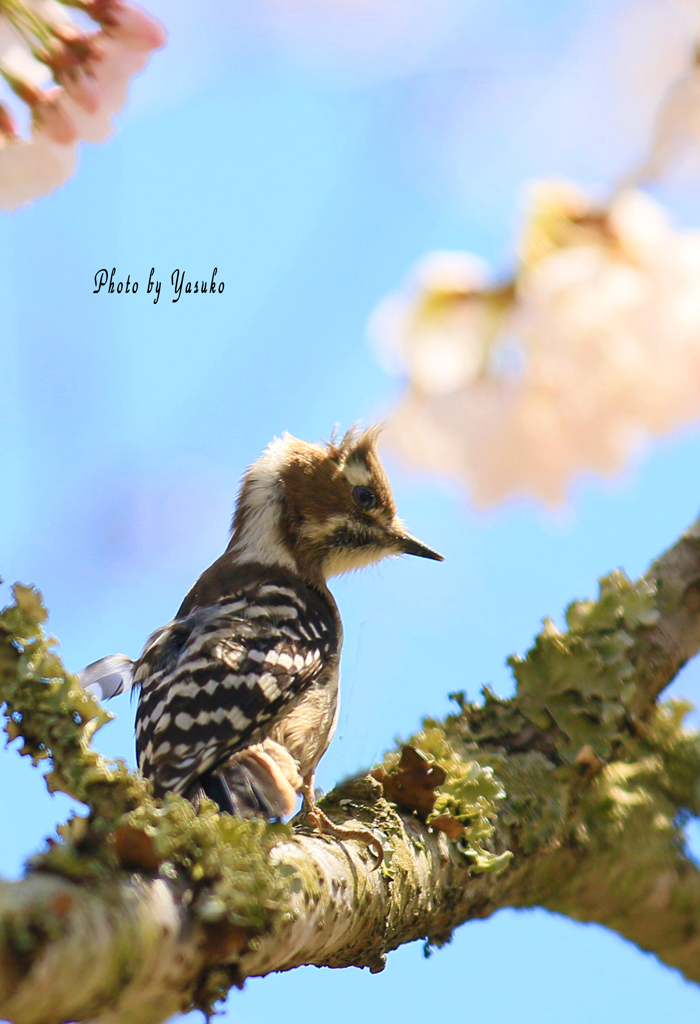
[0,0,164,210]
[371,183,700,508]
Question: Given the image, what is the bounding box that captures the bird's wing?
[134,582,337,797]
[78,654,135,700]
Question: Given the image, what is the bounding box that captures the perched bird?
[80,427,442,853]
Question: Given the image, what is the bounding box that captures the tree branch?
[0,873,203,1024]
[1,514,699,1022]
[630,516,700,712]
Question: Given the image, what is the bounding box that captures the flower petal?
[0,133,77,211]
[33,87,78,145]
[103,2,166,52]
[62,35,151,142]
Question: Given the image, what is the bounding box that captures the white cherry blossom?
[374,185,700,508]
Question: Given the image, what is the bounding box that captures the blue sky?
[1,0,700,1021]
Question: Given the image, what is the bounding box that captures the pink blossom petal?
[33,87,78,145]
[91,1,166,52]
[62,35,150,143]
[111,3,166,51]
[0,104,19,139]
[0,2,164,208]
[0,132,77,211]
[58,67,102,114]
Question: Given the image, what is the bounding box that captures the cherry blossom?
[0,0,165,211]
[0,128,76,208]
[373,185,700,508]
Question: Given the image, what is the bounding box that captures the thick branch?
[1,514,700,1023]
[0,814,486,1024]
[0,873,203,1024]
[3,770,699,1024]
[543,841,700,981]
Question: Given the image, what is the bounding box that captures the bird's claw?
[303,800,384,869]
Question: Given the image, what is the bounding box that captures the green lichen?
[124,797,294,931]
[528,701,700,941]
[481,750,569,855]
[381,723,512,874]
[436,571,695,867]
[0,583,147,822]
[582,699,700,845]
[435,574,662,862]
[451,685,530,748]
[4,560,700,1003]
[0,583,299,1016]
[510,571,660,763]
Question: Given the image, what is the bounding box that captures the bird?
[79,426,442,857]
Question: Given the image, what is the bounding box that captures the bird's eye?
[352,486,378,511]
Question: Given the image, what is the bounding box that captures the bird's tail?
[78,658,301,822]
[78,654,135,700]
[195,741,302,821]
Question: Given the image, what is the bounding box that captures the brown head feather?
[228,426,440,584]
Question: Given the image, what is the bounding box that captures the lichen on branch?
[0,582,298,1014]
[0,512,700,1024]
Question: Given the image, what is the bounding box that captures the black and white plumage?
[134,561,340,815]
[80,427,442,836]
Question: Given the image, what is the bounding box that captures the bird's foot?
[302,787,383,869]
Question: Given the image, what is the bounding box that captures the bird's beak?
[396,532,444,562]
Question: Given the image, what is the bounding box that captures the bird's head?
[228,426,443,583]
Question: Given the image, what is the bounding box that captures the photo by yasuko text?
[93,268,225,304]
